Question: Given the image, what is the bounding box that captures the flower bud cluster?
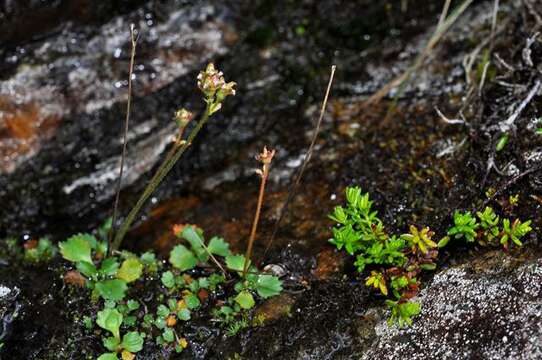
[174,108,194,128]
[197,63,236,115]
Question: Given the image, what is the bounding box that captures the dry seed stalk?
[109,24,138,252]
[242,147,275,278]
[264,65,336,256]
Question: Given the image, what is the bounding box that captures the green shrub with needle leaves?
[329,186,533,327]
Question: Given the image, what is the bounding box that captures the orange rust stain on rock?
[0,96,61,173]
[313,247,347,280]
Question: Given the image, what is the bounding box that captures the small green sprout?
[535,118,542,135]
[390,275,418,299]
[226,317,250,337]
[83,315,93,330]
[97,308,122,340]
[496,134,508,152]
[365,270,388,296]
[328,186,385,255]
[385,300,421,328]
[401,226,437,254]
[509,194,519,207]
[476,207,500,245]
[448,211,478,242]
[500,218,532,249]
[24,238,57,263]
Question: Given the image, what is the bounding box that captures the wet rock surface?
[2,0,542,359]
[361,250,542,359]
[0,1,233,237]
[0,283,20,345]
[0,0,442,238]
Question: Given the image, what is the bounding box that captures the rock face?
[0,1,233,236]
[0,284,20,345]
[2,0,542,359]
[214,250,542,360]
[361,251,542,360]
[0,0,446,239]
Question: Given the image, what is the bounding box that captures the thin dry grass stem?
[242,147,275,279]
[490,0,500,48]
[438,0,452,28]
[109,24,138,253]
[501,79,541,131]
[462,17,508,84]
[478,61,491,97]
[435,107,466,125]
[364,0,473,107]
[459,20,508,116]
[263,65,336,257]
[475,0,498,97]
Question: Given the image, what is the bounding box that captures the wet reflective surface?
[3,0,542,359]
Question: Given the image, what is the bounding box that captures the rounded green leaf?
[59,235,94,264]
[169,245,197,271]
[156,304,170,318]
[103,336,120,352]
[177,308,191,321]
[154,317,166,329]
[97,308,123,340]
[161,271,175,288]
[95,279,128,301]
[207,237,231,257]
[234,291,255,309]
[162,328,175,343]
[225,254,249,273]
[97,353,118,360]
[126,299,140,311]
[140,251,156,265]
[100,258,120,276]
[181,226,208,262]
[117,258,143,283]
[76,261,98,278]
[255,275,283,298]
[184,294,201,310]
[121,331,144,353]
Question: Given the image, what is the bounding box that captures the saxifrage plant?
[50,64,283,358]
